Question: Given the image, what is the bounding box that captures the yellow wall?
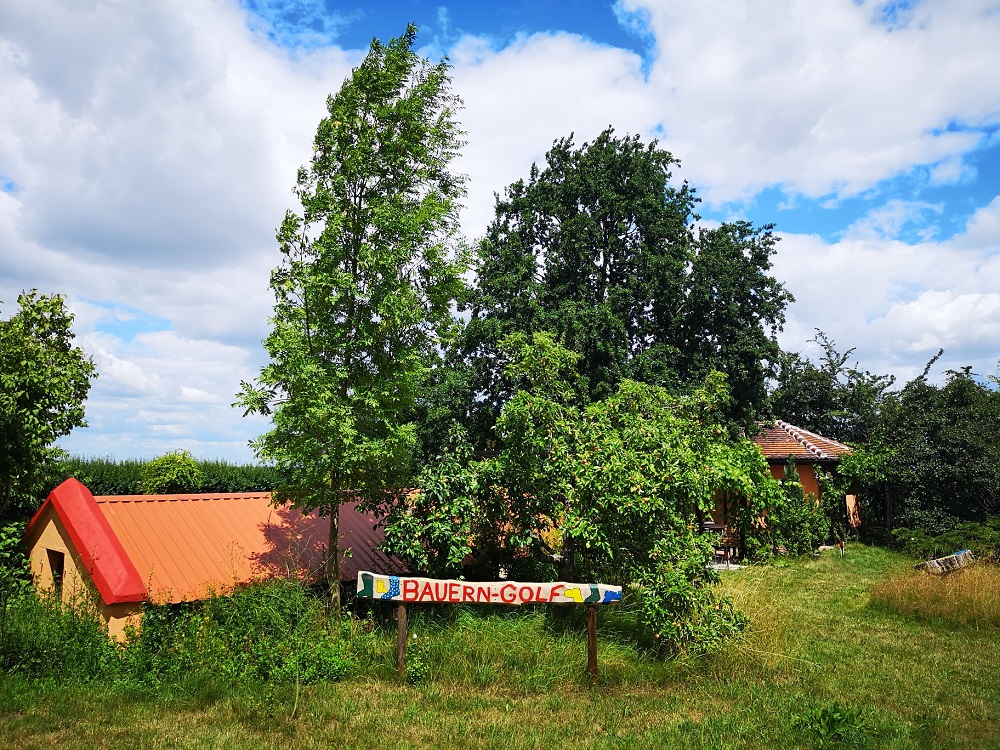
[26,507,144,641]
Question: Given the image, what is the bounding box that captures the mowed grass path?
[1,546,997,749]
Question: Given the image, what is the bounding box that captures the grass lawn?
[1,545,997,749]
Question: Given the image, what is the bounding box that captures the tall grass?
[2,547,1000,748]
[871,563,1000,628]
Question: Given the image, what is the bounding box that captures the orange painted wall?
[768,463,821,498]
[26,506,143,641]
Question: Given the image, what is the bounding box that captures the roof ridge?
[774,419,854,460]
[96,491,273,504]
[26,478,147,605]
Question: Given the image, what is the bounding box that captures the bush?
[47,456,144,496]
[121,578,349,685]
[892,516,1000,563]
[43,456,287,499]
[634,531,746,654]
[138,450,202,495]
[0,591,119,679]
[770,459,830,555]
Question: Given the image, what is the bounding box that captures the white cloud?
[450,31,657,236]
[620,0,1000,205]
[2,0,999,459]
[774,196,1000,382]
[842,199,943,241]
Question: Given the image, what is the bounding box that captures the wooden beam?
[587,604,597,685]
[396,602,407,678]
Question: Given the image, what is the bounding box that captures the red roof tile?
[753,420,852,462]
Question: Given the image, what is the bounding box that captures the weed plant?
[122,578,349,685]
[0,591,119,679]
[871,563,1000,628]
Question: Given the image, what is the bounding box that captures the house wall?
[28,505,90,607]
[26,506,143,641]
[767,462,821,498]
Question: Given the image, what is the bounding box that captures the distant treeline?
[49,457,287,496]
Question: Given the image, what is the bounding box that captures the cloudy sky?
[2,0,999,461]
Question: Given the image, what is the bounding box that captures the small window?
[46,549,65,601]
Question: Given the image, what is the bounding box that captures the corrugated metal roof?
[753,420,852,462]
[93,491,404,604]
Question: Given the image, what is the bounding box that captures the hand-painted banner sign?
[357,571,622,605]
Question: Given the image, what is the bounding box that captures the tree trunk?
[558,537,575,581]
[327,480,341,619]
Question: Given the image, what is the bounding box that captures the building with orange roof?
[24,478,403,639]
[752,420,860,527]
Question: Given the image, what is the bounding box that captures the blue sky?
[2,0,999,460]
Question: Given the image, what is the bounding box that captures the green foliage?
[634,531,747,652]
[452,129,791,448]
[0,591,119,679]
[379,426,479,578]
[44,456,286,499]
[771,330,895,444]
[196,460,288,493]
[123,579,350,685]
[791,701,868,747]
[0,291,96,520]
[1,577,350,685]
[405,647,430,685]
[768,457,831,555]
[0,521,31,645]
[843,364,1000,530]
[237,24,467,606]
[48,456,145,496]
[138,450,202,495]
[378,334,777,651]
[891,516,1000,563]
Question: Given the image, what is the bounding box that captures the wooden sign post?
[357,572,623,684]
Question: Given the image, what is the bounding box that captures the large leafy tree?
[237,25,467,614]
[1,291,96,519]
[845,363,1000,531]
[444,129,791,451]
[770,330,895,444]
[377,334,780,651]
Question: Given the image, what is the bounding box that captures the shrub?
[892,516,1000,563]
[47,456,144,496]
[138,450,202,495]
[121,578,349,685]
[0,590,119,679]
[44,456,286,498]
[634,531,747,654]
[770,459,830,555]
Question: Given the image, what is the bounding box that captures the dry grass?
[871,562,1000,628]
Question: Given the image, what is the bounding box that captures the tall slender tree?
[238,25,467,615]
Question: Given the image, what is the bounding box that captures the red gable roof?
[27,479,147,605]
[753,420,852,463]
[27,479,403,606]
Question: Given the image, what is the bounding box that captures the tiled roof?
[30,479,404,606]
[753,420,852,462]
